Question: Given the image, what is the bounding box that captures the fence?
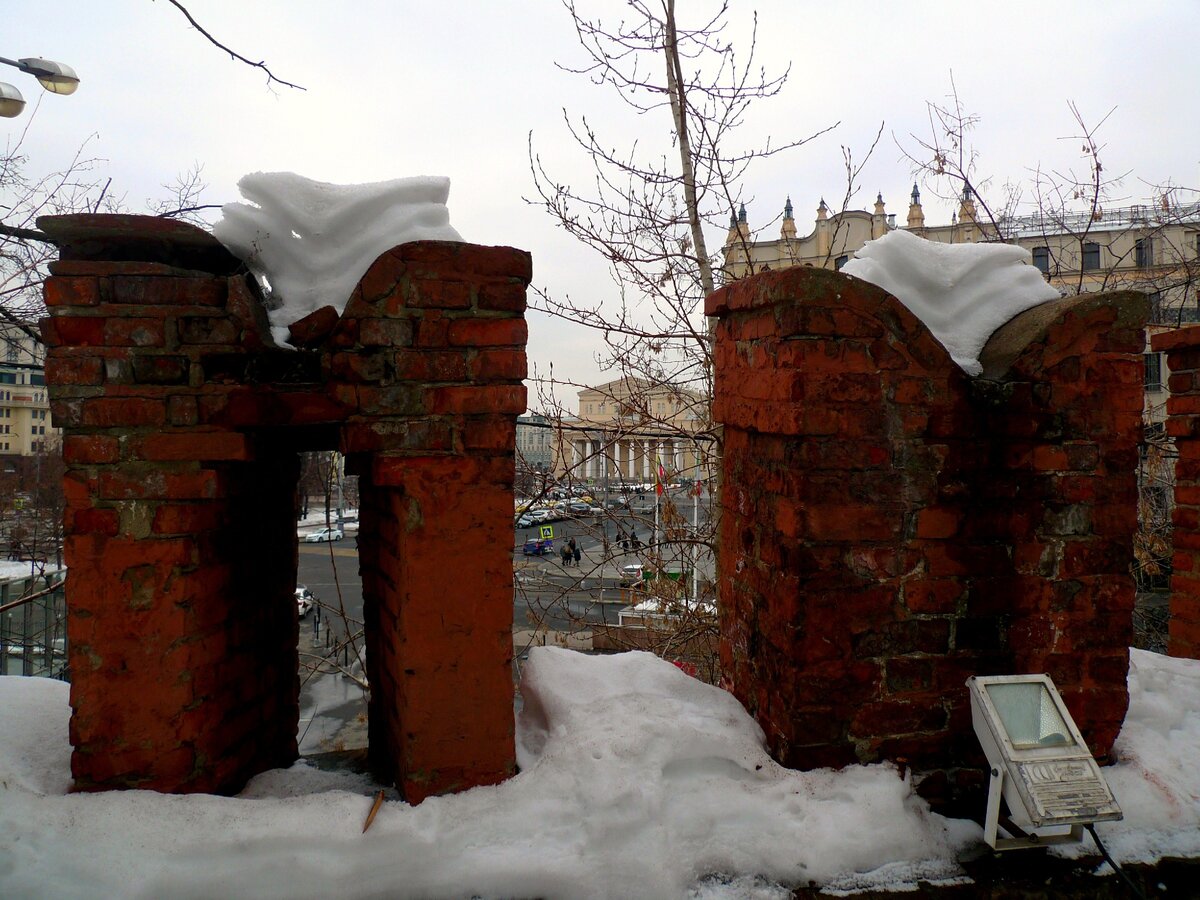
[0,566,67,678]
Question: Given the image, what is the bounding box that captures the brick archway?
[41,215,528,800]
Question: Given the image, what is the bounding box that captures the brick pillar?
[707,266,1145,773]
[42,215,529,799]
[42,216,301,792]
[1153,325,1200,658]
[334,241,527,802]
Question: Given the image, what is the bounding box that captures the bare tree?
[522,1,833,676]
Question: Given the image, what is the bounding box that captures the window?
[1032,247,1050,274]
[29,373,44,386]
[834,255,849,270]
[1150,291,1164,323]
[1082,242,1101,271]
[4,345,17,363]
[0,373,14,385]
[1135,237,1154,268]
[1144,352,1163,391]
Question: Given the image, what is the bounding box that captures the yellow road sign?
[539,525,554,539]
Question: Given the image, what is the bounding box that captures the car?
[516,514,536,528]
[305,526,344,543]
[295,585,315,618]
[619,563,645,587]
[567,501,592,516]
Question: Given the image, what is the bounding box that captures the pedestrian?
[573,542,582,567]
[560,543,571,567]
[618,528,628,551]
[568,537,577,567]
[630,528,641,550]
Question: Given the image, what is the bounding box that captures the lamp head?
[19,57,80,95]
[0,81,25,117]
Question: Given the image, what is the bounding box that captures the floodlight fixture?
[967,673,1122,851]
[0,56,79,118]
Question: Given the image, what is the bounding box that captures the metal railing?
[0,566,67,678]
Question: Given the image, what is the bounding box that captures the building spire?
[781,196,797,241]
[911,183,921,205]
[737,202,747,224]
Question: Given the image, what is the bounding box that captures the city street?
[294,487,713,754]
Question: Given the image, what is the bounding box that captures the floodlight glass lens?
[985,682,1074,749]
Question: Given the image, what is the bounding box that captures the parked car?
[516,514,536,528]
[619,563,645,587]
[566,501,592,516]
[523,537,555,556]
[305,526,344,543]
[295,585,315,618]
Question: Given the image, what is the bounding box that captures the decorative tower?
[907,183,925,230]
[723,203,753,278]
[956,185,978,243]
[815,198,831,260]
[871,192,888,239]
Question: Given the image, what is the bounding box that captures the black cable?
[1085,823,1148,900]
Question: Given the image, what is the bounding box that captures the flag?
[656,461,665,495]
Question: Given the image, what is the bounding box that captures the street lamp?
[0,56,80,118]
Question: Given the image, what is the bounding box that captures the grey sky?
[6,1,1197,409]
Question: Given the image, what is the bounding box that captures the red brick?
[81,397,166,427]
[446,318,527,348]
[428,384,526,416]
[44,277,100,307]
[45,355,105,386]
[138,432,250,462]
[63,434,120,464]
[104,318,166,347]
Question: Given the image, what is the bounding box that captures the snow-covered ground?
[0,648,1196,899]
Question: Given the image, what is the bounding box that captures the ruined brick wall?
[707,267,1146,775]
[41,215,527,800]
[1152,326,1200,659]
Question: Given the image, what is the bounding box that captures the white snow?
[841,229,1061,375]
[0,647,1196,898]
[213,173,462,347]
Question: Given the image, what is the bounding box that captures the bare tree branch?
[160,0,306,91]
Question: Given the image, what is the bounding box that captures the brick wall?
[1152,326,1200,659]
[41,214,527,800]
[706,266,1146,776]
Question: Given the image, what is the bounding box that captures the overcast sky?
[6,1,1198,410]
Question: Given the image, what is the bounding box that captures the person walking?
[572,542,582,567]
[567,537,577,567]
[560,543,571,567]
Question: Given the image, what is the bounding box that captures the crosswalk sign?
[539,525,554,539]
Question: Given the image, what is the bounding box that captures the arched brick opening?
[707,266,1147,785]
[41,215,528,801]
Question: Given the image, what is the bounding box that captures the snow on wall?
[842,229,1061,375]
[213,173,463,346]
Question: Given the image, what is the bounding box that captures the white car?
[295,585,315,618]
[305,526,344,543]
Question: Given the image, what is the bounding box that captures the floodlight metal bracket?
[983,765,1086,850]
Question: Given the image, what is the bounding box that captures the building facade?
[0,325,57,460]
[553,377,712,483]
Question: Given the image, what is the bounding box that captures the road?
[293,487,712,754]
